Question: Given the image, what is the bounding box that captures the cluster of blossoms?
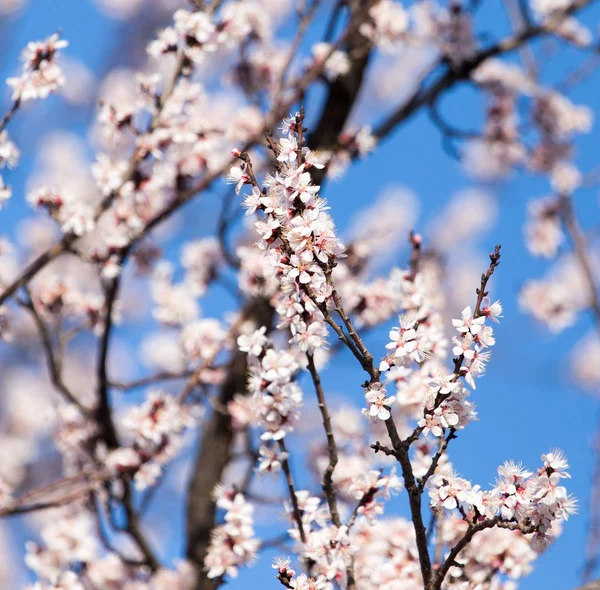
[28,273,115,336]
[106,389,198,490]
[309,405,386,495]
[519,253,589,333]
[236,243,279,299]
[349,518,423,588]
[440,515,537,589]
[0,130,19,208]
[272,557,332,590]
[150,247,220,328]
[181,237,223,296]
[148,239,227,359]
[531,0,592,46]
[258,236,573,588]
[25,511,98,584]
[525,196,564,258]
[148,6,267,65]
[363,381,397,422]
[286,491,356,582]
[352,243,447,428]
[530,91,592,188]
[205,486,259,580]
[465,49,592,183]
[359,0,409,49]
[407,298,501,438]
[366,255,495,440]
[275,502,560,590]
[467,59,528,179]
[428,449,577,552]
[27,185,97,238]
[334,263,403,331]
[0,0,593,583]
[235,113,344,353]
[348,468,404,523]
[150,261,201,326]
[332,210,442,326]
[24,508,195,589]
[232,326,303,442]
[451,298,501,387]
[501,55,596,344]
[310,43,351,82]
[31,1,295,276]
[7,33,68,101]
[359,0,477,67]
[53,404,101,476]
[92,78,217,243]
[0,32,64,215]
[302,408,431,587]
[53,389,198,494]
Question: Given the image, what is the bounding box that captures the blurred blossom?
[17,217,60,254]
[0,0,27,14]
[519,253,595,333]
[140,331,186,373]
[0,236,18,288]
[525,197,564,259]
[463,139,521,180]
[428,188,498,250]
[60,351,99,407]
[0,434,36,486]
[0,526,18,585]
[571,332,600,393]
[445,253,486,313]
[60,57,96,106]
[107,340,138,382]
[258,0,293,22]
[371,46,437,104]
[2,369,56,436]
[6,33,68,101]
[92,68,139,150]
[92,0,145,20]
[31,132,97,204]
[347,185,419,267]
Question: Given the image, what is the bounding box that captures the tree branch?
[306,352,341,527]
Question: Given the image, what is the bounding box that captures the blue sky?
[1,1,600,589]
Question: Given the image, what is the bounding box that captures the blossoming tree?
[0,1,599,589]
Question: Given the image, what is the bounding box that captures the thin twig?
[278,439,307,545]
[560,194,600,324]
[0,97,20,134]
[373,0,593,142]
[417,429,456,492]
[96,250,129,448]
[122,483,160,571]
[109,370,197,390]
[19,291,93,417]
[272,1,321,107]
[306,352,341,526]
[560,193,600,582]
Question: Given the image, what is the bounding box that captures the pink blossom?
[363,382,396,421]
